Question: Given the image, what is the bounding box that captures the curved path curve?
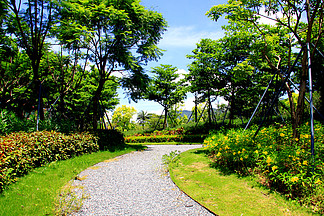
[71,145,215,216]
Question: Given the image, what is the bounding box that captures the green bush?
[125,134,206,143]
[204,122,324,214]
[92,129,126,151]
[0,131,99,192]
[0,110,78,135]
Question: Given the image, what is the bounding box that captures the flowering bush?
[204,122,324,213]
[0,131,98,192]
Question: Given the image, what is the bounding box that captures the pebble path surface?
[71,145,215,216]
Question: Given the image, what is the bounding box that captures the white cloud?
[257,7,284,26]
[181,94,228,111]
[159,26,224,48]
[257,7,306,26]
[175,68,188,82]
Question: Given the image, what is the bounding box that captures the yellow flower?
[272,166,278,171]
[240,157,243,161]
[315,179,322,185]
[233,152,236,155]
[263,151,268,155]
[254,150,259,154]
[291,176,299,183]
[216,152,222,157]
[302,161,308,166]
[266,156,272,165]
[295,138,299,142]
[280,133,285,137]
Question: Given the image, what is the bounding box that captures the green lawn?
[0,144,145,216]
[169,148,317,216]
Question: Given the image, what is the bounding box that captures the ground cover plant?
[169,148,315,215]
[203,122,324,214]
[0,145,144,215]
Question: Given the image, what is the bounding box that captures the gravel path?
[71,145,215,216]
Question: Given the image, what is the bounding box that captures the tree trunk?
[228,87,235,127]
[92,77,106,130]
[208,90,212,125]
[163,107,168,129]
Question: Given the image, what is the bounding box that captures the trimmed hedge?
[0,131,99,192]
[125,134,206,143]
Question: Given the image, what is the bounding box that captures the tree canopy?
[146,64,187,128]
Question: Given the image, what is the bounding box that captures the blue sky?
[116,0,228,115]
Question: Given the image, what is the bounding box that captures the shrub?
[0,131,98,192]
[125,134,206,143]
[204,122,324,214]
[92,129,126,151]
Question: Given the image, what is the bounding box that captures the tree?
[56,0,167,129]
[112,105,137,131]
[67,65,119,128]
[0,42,32,117]
[207,0,324,137]
[4,0,57,120]
[186,38,227,124]
[137,110,149,130]
[146,65,187,129]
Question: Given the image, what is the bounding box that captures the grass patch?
[0,144,145,216]
[169,148,317,216]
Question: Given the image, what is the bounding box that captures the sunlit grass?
[0,144,144,216]
[169,148,316,216]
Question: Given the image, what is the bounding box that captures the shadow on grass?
[193,149,281,196]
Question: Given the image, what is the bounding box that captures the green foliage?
[125,128,206,143]
[146,65,187,128]
[206,0,324,136]
[112,105,137,131]
[204,122,324,214]
[92,129,126,151]
[0,109,79,135]
[0,131,99,192]
[162,150,180,167]
[186,38,226,98]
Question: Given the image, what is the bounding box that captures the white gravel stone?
[71,145,215,216]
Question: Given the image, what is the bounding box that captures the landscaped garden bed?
[124,127,207,144]
[203,122,324,214]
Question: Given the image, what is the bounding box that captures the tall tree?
[5,0,57,120]
[56,0,167,129]
[146,65,187,129]
[207,0,324,137]
[186,38,227,124]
